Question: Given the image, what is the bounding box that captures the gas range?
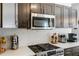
[28,43,64,56]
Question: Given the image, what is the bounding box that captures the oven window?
[33,17,50,27]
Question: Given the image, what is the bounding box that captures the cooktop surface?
[28,43,60,53]
[38,43,60,51]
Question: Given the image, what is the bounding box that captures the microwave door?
[32,17,51,29]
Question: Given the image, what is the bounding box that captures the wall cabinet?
[31,3,42,13]
[18,3,30,28]
[18,3,55,28]
[31,3,55,15]
[69,8,77,28]
[43,4,53,15]
[42,3,55,15]
[55,4,77,28]
[18,3,77,28]
[63,7,70,28]
[1,3,77,28]
[0,3,2,27]
[2,3,17,28]
[55,4,64,28]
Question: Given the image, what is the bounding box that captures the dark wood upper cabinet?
[18,3,30,28]
[69,8,77,28]
[31,3,42,13]
[55,4,64,28]
[31,3,55,15]
[43,3,55,15]
[0,3,2,27]
[51,4,55,15]
[63,6,70,28]
[43,4,52,15]
[18,3,77,28]
[18,3,55,28]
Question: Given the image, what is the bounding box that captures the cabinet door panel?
[71,9,77,28]
[72,46,79,56]
[69,8,77,28]
[43,4,52,15]
[73,52,79,56]
[64,48,73,56]
[55,5,63,28]
[73,46,79,52]
[18,3,30,28]
[2,3,17,28]
[64,7,69,28]
[31,3,41,13]
[51,4,55,15]
[0,3,2,27]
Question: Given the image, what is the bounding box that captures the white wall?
[0,28,71,48]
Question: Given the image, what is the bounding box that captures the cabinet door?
[72,46,79,56]
[31,3,41,13]
[51,4,55,15]
[43,4,52,15]
[2,3,17,28]
[64,48,73,56]
[64,7,70,28]
[69,8,77,28]
[71,9,77,28]
[18,3,30,28]
[55,4,64,28]
[0,3,2,27]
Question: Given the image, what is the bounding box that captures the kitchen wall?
[0,28,71,48]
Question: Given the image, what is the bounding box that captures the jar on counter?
[0,36,7,54]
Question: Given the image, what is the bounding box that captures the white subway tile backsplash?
[0,28,72,47]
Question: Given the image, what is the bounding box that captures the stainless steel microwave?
[31,13,56,29]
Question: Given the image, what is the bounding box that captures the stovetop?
[28,43,60,53]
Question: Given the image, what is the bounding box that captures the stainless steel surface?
[31,13,56,29]
[28,43,64,56]
[59,34,67,43]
